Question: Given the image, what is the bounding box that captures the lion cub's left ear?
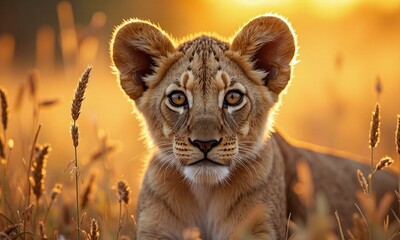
[111,19,175,101]
[230,15,297,94]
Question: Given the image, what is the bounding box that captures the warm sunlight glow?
[234,0,292,6]
[0,0,399,238]
[310,0,359,17]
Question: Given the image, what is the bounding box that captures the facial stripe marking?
[240,121,250,137]
[180,72,190,88]
[186,71,195,90]
[186,90,193,108]
[165,83,179,95]
[215,70,230,91]
[230,83,246,94]
[218,90,225,108]
[163,123,173,137]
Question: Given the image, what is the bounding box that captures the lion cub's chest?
[189,187,233,240]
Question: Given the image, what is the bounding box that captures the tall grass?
[70,66,92,239]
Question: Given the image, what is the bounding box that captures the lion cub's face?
[111,15,296,185]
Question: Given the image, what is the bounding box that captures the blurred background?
[0,0,399,237]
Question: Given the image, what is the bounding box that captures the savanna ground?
[0,0,399,239]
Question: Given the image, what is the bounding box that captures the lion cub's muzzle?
[188,138,223,166]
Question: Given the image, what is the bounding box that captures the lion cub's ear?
[111,20,175,100]
[230,15,297,94]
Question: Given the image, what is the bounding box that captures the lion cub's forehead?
[178,35,229,57]
[176,35,230,88]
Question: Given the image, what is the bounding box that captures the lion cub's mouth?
[183,158,230,184]
[188,158,225,166]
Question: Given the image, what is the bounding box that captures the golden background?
[0,0,399,237]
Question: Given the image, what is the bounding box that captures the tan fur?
[110,14,397,239]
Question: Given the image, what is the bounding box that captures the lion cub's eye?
[168,91,188,107]
[224,90,244,107]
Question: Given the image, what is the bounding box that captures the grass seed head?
[0,86,9,131]
[369,103,380,148]
[375,156,394,172]
[30,144,51,200]
[22,203,34,221]
[50,183,62,201]
[375,75,382,96]
[357,169,369,197]
[88,218,100,240]
[71,124,79,147]
[1,224,20,238]
[71,66,92,121]
[38,221,48,240]
[117,179,131,204]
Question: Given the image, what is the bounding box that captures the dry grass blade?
[334,211,345,240]
[117,179,130,204]
[14,83,25,111]
[369,103,380,149]
[396,115,400,157]
[38,98,60,108]
[286,212,291,240]
[44,183,63,223]
[357,169,369,197]
[30,144,51,201]
[374,156,394,172]
[71,66,92,121]
[0,86,9,132]
[27,69,39,99]
[81,173,96,209]
[0,134,5,163]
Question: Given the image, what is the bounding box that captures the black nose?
[189,139,221,154]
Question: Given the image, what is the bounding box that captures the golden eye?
[168,91,187,107]
[224,90,244,107]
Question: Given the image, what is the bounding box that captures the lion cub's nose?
[189,138,221,154]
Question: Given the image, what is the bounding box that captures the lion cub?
[110,14,397,239]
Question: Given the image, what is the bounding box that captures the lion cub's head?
[111,14,296,185]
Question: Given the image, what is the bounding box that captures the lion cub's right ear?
[111,20,175,100]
